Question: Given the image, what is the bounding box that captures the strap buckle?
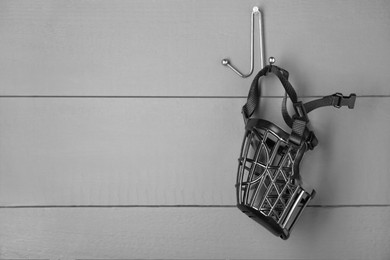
[293,101,308,121]
[332,93,356,109]
[306,131,318,150]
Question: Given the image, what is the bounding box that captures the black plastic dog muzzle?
[236,64,356,239]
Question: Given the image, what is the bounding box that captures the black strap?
[242,65,297,120]
[304,93,356,112]
[242,65,356,148]
[282,92,357,128]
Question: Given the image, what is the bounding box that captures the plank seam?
[1,204,389,209]
[0,95,388,99]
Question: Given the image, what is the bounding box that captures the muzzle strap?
[243,65,356,149]
[304,93,356,112]
[283,93,356,148]
[242,65,297,121]
[282,92,356,128]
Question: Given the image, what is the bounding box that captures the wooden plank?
[0,0,389,96]
[0,207,389,259]
[0,97,388,206]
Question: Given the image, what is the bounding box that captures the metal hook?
[221,6,265,78]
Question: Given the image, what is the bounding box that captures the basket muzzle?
[236,64,356,239]
[236,118,315,240]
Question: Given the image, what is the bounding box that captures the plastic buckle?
[332,93,356,109]
[332,93,344,108]
[293,101,308,121]
[306,131,318,150]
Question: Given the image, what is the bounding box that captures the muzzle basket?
[236,119,315,240]
[235,63,355,239]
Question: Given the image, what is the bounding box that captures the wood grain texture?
[0,97,388,206]
[0,0,389,258]
[1,207,389,259]
[0,0,389,96]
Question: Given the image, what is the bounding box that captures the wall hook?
[221,6,265,78]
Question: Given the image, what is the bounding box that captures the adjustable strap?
[304,93,356,113]
[282,93,357,128]
[285,93,356,149]
[241,64,357,149]
[242,65,296,121]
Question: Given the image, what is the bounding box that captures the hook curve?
[222,6,265,78]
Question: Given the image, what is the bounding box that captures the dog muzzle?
[236,64,356,240]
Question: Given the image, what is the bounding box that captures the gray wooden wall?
[0,0,389,259]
